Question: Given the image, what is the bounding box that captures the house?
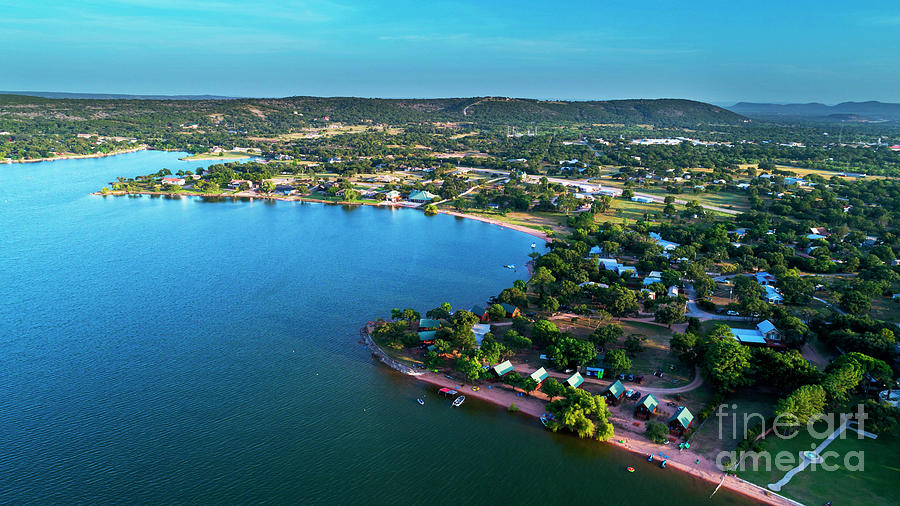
[500,303,521,318]
[603,379,626,405]
[736,183,750,190]
[635,393,659,420]
[275,184,294,195]
[729,320,781,346]
[763,285,784,304]
[418,318,441,331]
[408,190,439,203]
[810,227,829,236]
[493,360,514,377]
[566,372,585,389]
[417,331,437,344]
[472,323,491,345]
[161,176,185,186]
[631,196,654,204]
[755,271,777,286]
[530,367,549,387]
[643,273,662,286]
[589,246,603,256]
[807,233,828,241]
[649,232,679,251]
[640,288,656,300]
[668,406,694,435]
[470,305,490,322]
[667,286,679,297]
[617,265,637,277]
[598,258,619,271]
[383,190,402,202]
[228,179,252,190]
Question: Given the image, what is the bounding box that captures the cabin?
[763,285,784,304]
[667,406,694,435]
[667,286,679,297]
[383,190,402,202]
[635,393,659,420]
[643,271,662,286]
[417,331,437,345]
[565,372,584,389]
[418,318,441,331]
[603,379,626,405]
[493,360,514,377]
[529,367,549,387]
[470,305,490,322]
[499,303,521,318]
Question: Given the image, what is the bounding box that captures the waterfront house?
[603,379,626,405]
[418,318,441,331]
[470,305,490,322]
[667,406,694,435]
[408,190,438,203]
[417,331,437,344]
[529,367,549,387]
[500,303,521,318]
[635,393,659,420]
[565,372,584,389]
[161,176,185,186]
[493,360,514,377]
[384,190,401,202]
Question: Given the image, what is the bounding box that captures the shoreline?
[364,330,796,506]
[91,190,551,242]
[1,146,148,164]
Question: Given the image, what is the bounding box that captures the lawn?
[737,419,900,506]
[689,390,780,460]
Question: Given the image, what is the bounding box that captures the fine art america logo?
[713,403,875,491]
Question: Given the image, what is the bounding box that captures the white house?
[730,320,780,346]
[649,232,679,251]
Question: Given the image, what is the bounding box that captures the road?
[683,283,748,321]
[512,363,705,395]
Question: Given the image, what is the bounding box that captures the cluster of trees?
[546,386,615,441]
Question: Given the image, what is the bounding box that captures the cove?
[0,151,753,504]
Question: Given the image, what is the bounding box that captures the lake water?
[0,151,752,504]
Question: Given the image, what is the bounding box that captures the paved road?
[684,283,748,321]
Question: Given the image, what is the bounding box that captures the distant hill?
[728,101,900,123]
[0,94,745,129]
[0,91,238,100]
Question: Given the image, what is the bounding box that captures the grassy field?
[736,419,900,506]
[869,296,900,325]
[689,390,780,460]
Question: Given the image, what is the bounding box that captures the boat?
[504,264,516,269]
[626,467,635,473]
[417,398,424,405]
[452,395,466,407]
[531,243,536,249]
[540,414,550,427]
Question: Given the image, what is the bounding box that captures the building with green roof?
[635,393,659,420]
[529,367,549,385]
[418,318,441,331]
[417,331,437,343]
[667,406,694,434]
[603,379,626,405]
[470,305,489,322]
[499,303,521,318]
[493,360,514,377]
[408,190,438,203]
[565,372,584,389]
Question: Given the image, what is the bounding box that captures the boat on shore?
[452,395,466,407]
[417,398,424,405]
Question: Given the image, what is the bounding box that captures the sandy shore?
[2,146,148,164]
[90,190,551,243]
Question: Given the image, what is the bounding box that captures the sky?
[1,0,899,104]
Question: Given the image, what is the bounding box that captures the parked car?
[627,374,634,382]
[726,310,740,316]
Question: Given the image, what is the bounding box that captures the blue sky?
[1,0,898,103]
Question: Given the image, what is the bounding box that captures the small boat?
[540,414,550,427]
[660,460,667,469]
[452,395,466,407]
[417,398,424,405]
[531,243,536,249]
[626,467,635,473]
[504,264,516,269]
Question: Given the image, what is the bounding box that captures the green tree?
[590,324,622,351]
[702,332,752,391]
[775,384,827,425]
[541,377,566,399]
[488,303,507,321]
[260,180,276,193]
[503,329,533,350]
[646,421,669,444]
[670,332,700,364]
[605,348,632,374]
[840,290,871,315]
[531,319,560,346]
[426,302,452,320]
[539,296,560,313]
[531,267,556,296]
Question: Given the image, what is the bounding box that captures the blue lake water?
[0,151,752,504]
